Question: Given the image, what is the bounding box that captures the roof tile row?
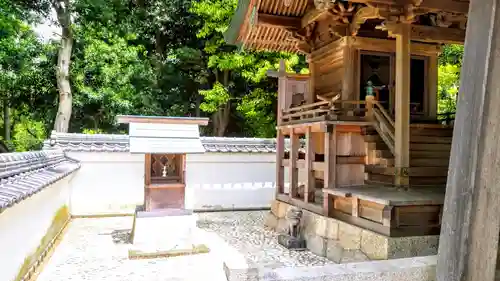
[0,150,80,212]
[43,132,305,153]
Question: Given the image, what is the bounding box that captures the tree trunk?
[53,0,73,133]
[213,101,230,137]
[3,99,10,141]
[212,70,231,136]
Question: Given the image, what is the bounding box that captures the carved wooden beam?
[301,8,330,28]
[330,24,349,37]
[347,0,469,14]
[350,6,382,36]
[381,22,465,44]
[256,13,301,30]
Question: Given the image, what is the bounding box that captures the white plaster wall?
[0,176,72,281]
[66,151,281,214]
[185,153,277,211]
[66,152,144,216]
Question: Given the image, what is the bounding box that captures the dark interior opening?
[359,53,391,110]
[410,58,426,113]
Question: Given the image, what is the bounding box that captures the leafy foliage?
[1,0,466,151]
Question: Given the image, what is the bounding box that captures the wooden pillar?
[277,60,286,126]
[394,24,411,186]
[323,126,336,190]
[342,37,356,101]
[437,1,500,280]
[427,55,439,119]
[276,130,285,195]
[307,55,315,103]
[289,130,299,198]
[323,125,336,215]
[304,127,314,203]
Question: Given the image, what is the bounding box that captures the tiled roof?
[43,131,305,153]
[0,150,80,212]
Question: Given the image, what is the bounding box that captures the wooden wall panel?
[336,164,365,186]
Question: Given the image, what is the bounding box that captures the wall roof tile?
[0,150,80,212]
[43,131,306,153]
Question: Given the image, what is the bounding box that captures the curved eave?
[224,0,252,47]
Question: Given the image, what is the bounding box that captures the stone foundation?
[265,200,439,262]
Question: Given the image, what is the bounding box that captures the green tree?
[191,0,306,136]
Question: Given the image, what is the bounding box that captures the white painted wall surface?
[0,176,72,281]
[185,153,277,211]
[66,152,144,216]
[66,151,282,214]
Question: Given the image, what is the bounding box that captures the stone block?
[263,213,278,230]
[131,208,198,254]
[340,249,370,263]
[315,216,328,237]
[360,230,389,260]
[388,236,439,259]
[325,218,339,240]
[301,210,317,237]
[326,239,344,263]
[306,235,326,256]
[338,222,362,250]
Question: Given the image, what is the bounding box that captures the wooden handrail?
[369,99,396,155]
[283,100,329,114]
[372,100,395,128]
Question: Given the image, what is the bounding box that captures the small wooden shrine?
[117,115,209,211]
[226,0,467,237]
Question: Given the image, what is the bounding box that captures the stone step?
[224,256,437,281]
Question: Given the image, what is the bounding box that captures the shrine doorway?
[144,153,186,210]
[359,52,392,111]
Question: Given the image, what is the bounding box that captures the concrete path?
[36,211,333,281]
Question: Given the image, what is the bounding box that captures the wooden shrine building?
[226,0,467,238]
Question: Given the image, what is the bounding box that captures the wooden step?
[411,158,450,167]
[410,128,453,137]
[410,135,453,144]
[365,165,449,177]
[410,143,451,151]
[410,176,448,185]
[410,150,451,158]
[364,173,393,185]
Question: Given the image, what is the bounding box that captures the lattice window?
[150,154,182,184]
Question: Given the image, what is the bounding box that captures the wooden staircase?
[362,124,453,187]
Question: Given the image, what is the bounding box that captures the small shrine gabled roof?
[0,150,80,212]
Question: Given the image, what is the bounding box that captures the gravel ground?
[36,211,333,281]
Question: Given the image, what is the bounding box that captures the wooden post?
[304,127,314,203]
[342,37,356,101]
[277,60,287,126]
[437,1,500,280]
[307,55,315,104]
[394,23,411,187]
[289,130,299,198]
[427,55,439,119]
[323,125,336,215]
[324,125,336,190]
[276,129,285,195]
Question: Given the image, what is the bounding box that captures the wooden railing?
[280,97,368,124]
[370,100,395,155]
